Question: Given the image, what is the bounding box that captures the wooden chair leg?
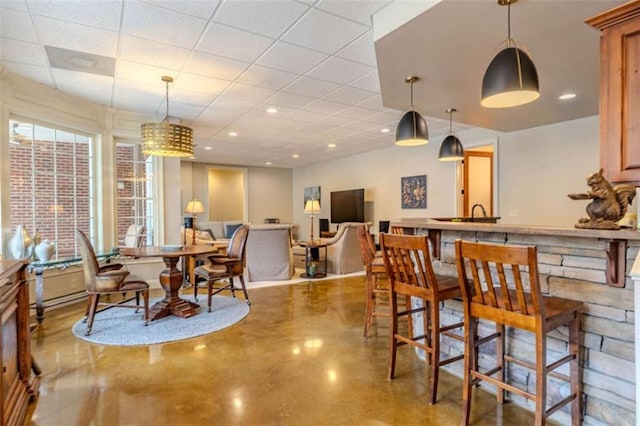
[364,273,373,338]
[83,295,92,322]
[85,294,100,336]
[534,331,547,426]
[142,290,149,325]
[461,314,475,426]
[194,279,199,302]
[135,291,140,313]
[496,323,505,404]
[428,302,440,405]
[229,277,236,298]
[569,314,582,425]
[207,279,213,313]
[238,275,250,304]
[388,292,398,380]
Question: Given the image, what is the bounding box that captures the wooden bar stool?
[357,225,389,338]
[454,240,583,425]
[380,233,464,404]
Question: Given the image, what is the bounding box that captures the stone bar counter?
[390,219,639,425]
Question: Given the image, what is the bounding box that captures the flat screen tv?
[330,188,365,223]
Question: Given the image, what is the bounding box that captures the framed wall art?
[401,175,427,209]
[303,185,321,207]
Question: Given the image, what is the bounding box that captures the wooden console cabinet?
[586,1,640,184]
[1,260,39,425]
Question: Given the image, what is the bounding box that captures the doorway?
[456,143,496,217]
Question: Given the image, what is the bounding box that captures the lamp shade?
[395,110,429,146]
[438,135,464,161]
[304,199,321,214]
[481,46,539,108]
[184,199,205,215]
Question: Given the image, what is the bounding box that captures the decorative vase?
[308,262,317,277]
[8,225,33,260]
[34,240,55,262]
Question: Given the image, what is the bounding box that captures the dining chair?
[380,233,464,404]
[357,224,390,338]
[76,230,149,335]
[194,224,250,312]
[454,239,583,425]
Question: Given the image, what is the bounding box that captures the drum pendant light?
[395,76,428,146]
[438,108,464,161]
[481,0,539,108]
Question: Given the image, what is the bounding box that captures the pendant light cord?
[410,80,414,109]
[165,79,170,122]
[507,1,511,40]
[449,110,453,132]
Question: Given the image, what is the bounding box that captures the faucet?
[471,204,488,221]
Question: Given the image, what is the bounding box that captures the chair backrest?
[454,239,543,329]
[123,224,146,248]
[227,224,250,260]
[380,233,439,297]
[356,224,375,270]
[77,229,100,291]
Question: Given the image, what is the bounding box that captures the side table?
[298,242,328,279]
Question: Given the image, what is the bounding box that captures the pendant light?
[141,76,194,157]
[481,0,539,108]
[438,108,464,161]
[395,76,428,146]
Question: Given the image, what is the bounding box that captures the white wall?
[293,115,600,239]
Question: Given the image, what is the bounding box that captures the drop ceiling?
[0,0,626,168]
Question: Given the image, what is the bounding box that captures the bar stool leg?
[496,323,505,404]
[429,302,440,404]
[534,332,547,426]
[569,315,582,425]
[388,291,399,379]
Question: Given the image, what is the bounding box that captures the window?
[116,142,155,246]
[9,119,94,257]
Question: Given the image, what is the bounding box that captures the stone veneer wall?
[414,228,636,426]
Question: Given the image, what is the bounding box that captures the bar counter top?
[390,219,640,240]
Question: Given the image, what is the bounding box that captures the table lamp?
[304,199,321,243]
[184,199,205,245]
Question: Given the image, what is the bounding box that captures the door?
[463,150,493,217]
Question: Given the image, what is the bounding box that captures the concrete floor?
[26,275,538,425]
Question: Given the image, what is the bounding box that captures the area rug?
[72,295,250,346]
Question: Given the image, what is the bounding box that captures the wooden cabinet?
[586,1,640,184]
[0,260,39,425]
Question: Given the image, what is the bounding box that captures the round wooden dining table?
[120,245,219,321]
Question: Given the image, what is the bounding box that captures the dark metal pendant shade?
[395,110,428,146]
[481,46,540,108]
[438,135,464,161]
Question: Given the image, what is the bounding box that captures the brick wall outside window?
[9,123,93,258]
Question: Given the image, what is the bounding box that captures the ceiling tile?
[348,70,381,92]
[112,89,163,115]
[302,99,349,115]
[1,61,53,86]
[307,56,373,84]
[285,109,327,123]
[264,92,315,109]
[198,107,245,126]
[252,104,296,118]
[51,68,113,93]
[356,95,393,112]
[213,0,308,39]
[335,30,377,66]
[221,82,275,103]
[316,114,353,127]
[209,96,257,113]
[164,101,206,121]
[323,86,377,105]
[237,65,299,90]
[197,22,274,63]
[33,15,118,57]
[1,8,38,43]
[122,0,207,48]
[283,76,340,98]
[361,111,400,125]
[1,1,28,12]
[282,9,368,54]
[116,60,177,85]
[142,0,221,19]
[182,52,249,81]
[172,72,229,95]
[256,41,329,75]
[315,0,392,26]
[28,0,122,31]
[168,88,216,107]
[119,34,191,70]
[334,106,379,120]
[1,38,47,66]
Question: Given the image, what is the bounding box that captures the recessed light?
[381,128,390,133]
[558,93,576,100]
[204,146,212,150]
[189,156,195,159]
[292,154,299,158]
[228,131,237,137]
[266,107,278,114]
[266,162,272,165]
[328,143,336,148]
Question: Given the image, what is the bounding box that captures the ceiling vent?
[45,46,115,77]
